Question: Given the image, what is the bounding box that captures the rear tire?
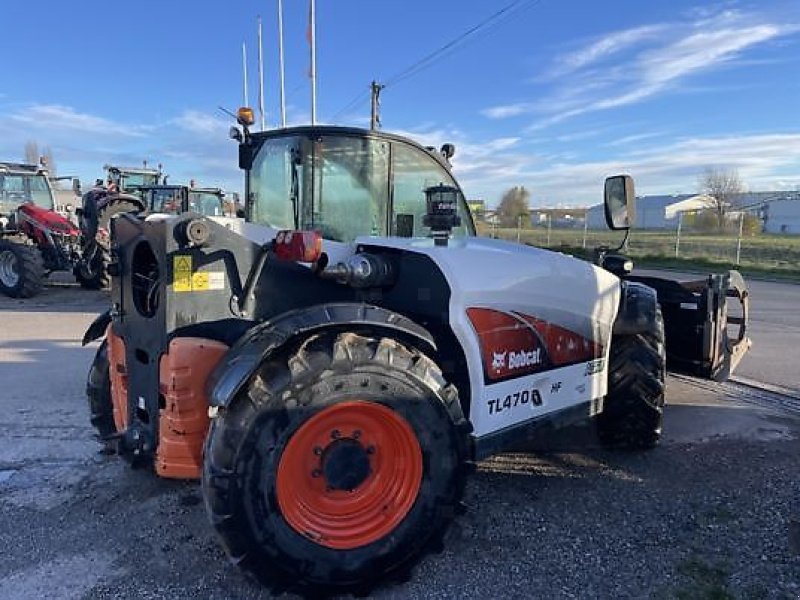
[77,197,140,289]
[203,332,471,595]
[74,244,110,290]
[597,306,666,448]
[0,239,45,298]
[86,338,116,439]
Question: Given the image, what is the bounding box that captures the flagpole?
[257,16,266,130]
[310,0,317,125]
[242,42,249,107]
[277,0,287,127]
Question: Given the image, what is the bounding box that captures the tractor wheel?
[203,332,471,595]
[597,306,666,449]
[86,338,116,440]
[74,243,111,290]
[0,239,45,298]
[96,197,141,232]
[76,197,139,289]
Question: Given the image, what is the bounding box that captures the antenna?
[257,16,266,130]
[242,42,249,107]
[277,0,287,127]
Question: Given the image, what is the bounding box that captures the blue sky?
[1,0,798,206]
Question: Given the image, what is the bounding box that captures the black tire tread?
[598,306,666,449]
[203,331,471,595]
[77,197,139,289]
[86,339,116,439]
[0,239,45,298]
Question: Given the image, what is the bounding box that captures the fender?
[612,281,659,336]
[82,309,112,346]
[207,303,437,408]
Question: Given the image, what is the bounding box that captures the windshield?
[123,173,159,188]
[109,170,160,190]
[189,191,224,216]
[249,132,474,242]
[0,173,54,214]
[149,188,183,214]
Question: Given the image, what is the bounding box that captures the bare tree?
[42,146,57,179]
[699,167,743,230]
[24,140,39,165]
[496,186,531,227]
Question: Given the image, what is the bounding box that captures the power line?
[330,86,371,122]
[328,0,542,122]
[384,0,540,88]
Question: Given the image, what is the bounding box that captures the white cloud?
[413,124,800,206]
[552,25,666,76]
[0,103,242,193]
[171,110,229,135]
[485,9,799,128]
[9,104,152,137]
[604,131,666,147]
[481,102,536,119]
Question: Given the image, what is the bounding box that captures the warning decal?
[173,255,192,292]
[173,255,225,292]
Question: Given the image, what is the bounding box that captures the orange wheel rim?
[276,400,423,550]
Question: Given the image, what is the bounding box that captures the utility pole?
[370,80,385,130]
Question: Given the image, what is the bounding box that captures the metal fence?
[479,220,800,272]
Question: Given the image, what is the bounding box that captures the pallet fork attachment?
[627,270,751,381]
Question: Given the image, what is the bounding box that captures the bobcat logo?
[492,351,507,371]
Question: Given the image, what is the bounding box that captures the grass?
[477,225,800,283]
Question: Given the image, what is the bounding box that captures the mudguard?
[612,281,659,336]
[207,303,436,408]
[82,309,112,346]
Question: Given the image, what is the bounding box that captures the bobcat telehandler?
[83,110,750,595]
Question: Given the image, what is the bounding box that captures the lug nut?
[353,430,362,439]
[366,446,376,455]
[313,446,323,456]
[311,469,321,478]
[331,429,341,439]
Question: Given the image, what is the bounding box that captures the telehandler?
[84,111,750,594]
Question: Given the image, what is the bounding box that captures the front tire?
[203,332,470,595]
[597,306,666,448]
[0,239,45,298]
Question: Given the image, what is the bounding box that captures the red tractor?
[0,161,83,297]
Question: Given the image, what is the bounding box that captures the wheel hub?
[0,249,20,288]
[276,400,423,549]
[321,438,371,491]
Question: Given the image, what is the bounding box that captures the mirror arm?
[613,228,630,253]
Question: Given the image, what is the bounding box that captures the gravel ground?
[1,284,799,599]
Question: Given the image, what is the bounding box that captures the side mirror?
[603,175,635,230]
[72,178,82,194]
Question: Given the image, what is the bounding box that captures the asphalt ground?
[0,275,798,599]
